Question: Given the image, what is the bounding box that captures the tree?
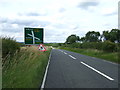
[102,31,110,41]
[102,29,120,43]
[76,36,80,42]
[110,29,120,43]
[80,37,86,43]
[85,31,100,42]
[66,34,80,44]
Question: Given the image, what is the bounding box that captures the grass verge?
[60,47,119,64]
[3,46,51,88]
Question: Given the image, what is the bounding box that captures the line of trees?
[64,29,120,52]
[65,29,120,44]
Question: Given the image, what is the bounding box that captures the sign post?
[24,27,44,45]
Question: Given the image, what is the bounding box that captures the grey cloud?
[0,17,50,27]
[1,23,21,33]
[77,1,99,10]
[45,33,67,43]
[25,12,40,16]
[59,8,66,13]
[32,20,50,27]
[18,12,47,16]
[104,23,110,26]
[0,17,30,25]
[53,23,68,29]
[0,17,8,23]
[12,19,33,26]
[45,28,67,38]
[0,17,51,35]
[104,11,117,16]
[72,26,79,30]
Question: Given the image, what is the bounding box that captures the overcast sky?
[0,0,119,43]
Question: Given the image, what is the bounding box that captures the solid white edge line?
[41,49,52,89]
[102,60,118,65]
[81,61,114,81]
[69,55,76,59]
[92,57,118,65]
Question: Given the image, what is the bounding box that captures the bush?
[80,42,99,49]
[52,43,59,47]
[102,41,116,52]
[2,37,20,58]
[62,41,119,52]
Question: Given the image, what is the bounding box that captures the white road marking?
[102,60,118,65]
[92,57,118,66]
[50,46,55,49]
[81,61,114,81]
[41,51,52,88]
[69,55,76,60]
[61,51,63,52]
[64,52,67,54]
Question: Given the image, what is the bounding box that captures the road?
[42,49,119,88]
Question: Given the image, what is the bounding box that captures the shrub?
[102,40,116,52]
[81,42,96,49]
[52,43,59,47]
[2,36,20,59]
[62,41,119,53]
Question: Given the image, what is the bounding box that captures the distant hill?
[17,42,24,44]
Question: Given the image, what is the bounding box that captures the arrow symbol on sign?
[27,31,40,44]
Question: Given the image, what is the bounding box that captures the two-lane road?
[42,49,119,88]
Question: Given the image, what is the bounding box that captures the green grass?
[60,47,119,64]
[3,46,51,88]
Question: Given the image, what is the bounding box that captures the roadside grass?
[60,47,119,64]
[3,46,51,88]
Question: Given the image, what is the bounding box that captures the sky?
[0,0,119,43]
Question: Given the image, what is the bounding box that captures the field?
[3,46,51,88]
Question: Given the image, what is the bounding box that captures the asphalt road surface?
[43,49,119,88]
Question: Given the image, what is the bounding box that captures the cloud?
[100,7,117,16]
[18,11,47,16]
[77,1,99,10]
[18,12,40,16]
[104,11,117,16]
[0,17,51,27]
[1,23,20,33]
[0,0,118,43]
[0,17,8,23]
[0,16,51,41]
[52,23,68,29]
[59,8,66,13]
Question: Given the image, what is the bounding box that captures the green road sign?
[24,27,43,45]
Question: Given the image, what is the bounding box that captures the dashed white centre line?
[69,55,76,60]
[81,61,114,81]
[64,52,67,54]
[61,51,63,52]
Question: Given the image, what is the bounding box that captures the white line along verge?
[69,55,76,60]
[41,50,52,88]
[102,60,118,65]
[92,57,118,66]
[81,61,114,81]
